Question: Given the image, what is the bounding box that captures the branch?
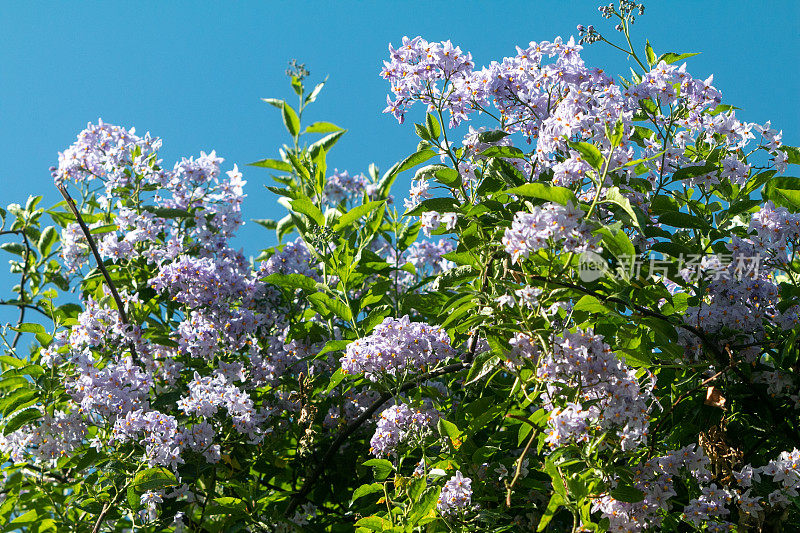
[505,424,537,507]
[0,301,49,318]
[11,231,34,349]
[56,185,140,364]
[284,361,469,516]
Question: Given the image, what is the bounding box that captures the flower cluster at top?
[340,315,454,381]
[381,34,787,250]
[539,329,653,451]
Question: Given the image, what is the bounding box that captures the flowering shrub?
[1,2,799,531]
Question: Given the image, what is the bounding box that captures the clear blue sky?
[1,1,798,326]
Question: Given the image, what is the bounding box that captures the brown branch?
[284,361,469,516]
[56,185,140,364]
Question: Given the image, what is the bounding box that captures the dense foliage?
[1,3,799,531]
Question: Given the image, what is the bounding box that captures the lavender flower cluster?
[340,315,454,381]
[369,403,439,457]
[539,329,653,450]
[436,471,473,515]
[502,202,599,263]
[382,34,787,247]
[595,445,800,532]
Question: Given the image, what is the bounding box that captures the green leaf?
[414,123,432,141]
[658,211,708,230]
[395,149,437,176]
[408,486,439,525]
[603,187,643,229]
[352,483,384,503]
[281,102,300,138]
[318,340,351,357]
[253,218,278,230]
[89,224,118,235]
[263,273,318,292]
[426,113,441,139]
[434,167,461,187]
[309,130,347,159]
[779,145,800,165]
[141,206,193,219]
[1,389,37,417]
[290,197,325,227]
[437,419,462,444]
[406,197,460,217]
[568,141,604,170]
[537,493,565,531]
[573,295,611,314]
[10,323,45,334]
[355,516,391,532]
[656,51,700,64]
[0,356,25,368]
[764,176,800,211]
[480,146,525,159]
[465,351,500,385]
[307,293,352,321]
[3,408,42,435]
[363,458,394,481]
[611,120,625,148]
[505,183,577,205]
[305,80,326,104]
[645,41,656,67]
[303,122,343,134]
[477,130,509,143]
[333,200,386,231]
[610,484,645,503]
[37,226,58,256]
[620,350,652,368]
[326,368,345,393]
[6,510,38,528]
[133,467,178,492]
[672,162,717,181]
[249,158,293,172]
[0,243,25,257]
[261,97,284,109]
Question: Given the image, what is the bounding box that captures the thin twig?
[11,232,33,349]
[56,185,140,364]
[505,425,537,507]
[0,301,49,318]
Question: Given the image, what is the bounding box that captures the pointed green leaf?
[281,102,300,138]
[303,121,343,134]
[505,183,577,205]
[332,200,386,231]
[363,458,394,481]
[249,158,293,172]
[290,197,325,227]
[426,113,441,139]
[568,141,604,170]
[309,130,346,159]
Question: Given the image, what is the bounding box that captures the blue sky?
[1,1,798,327]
